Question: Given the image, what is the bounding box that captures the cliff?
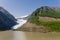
[0,7,17,30]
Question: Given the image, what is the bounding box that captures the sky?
[0,0,60,18]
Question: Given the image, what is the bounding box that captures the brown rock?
[15,22,51,33]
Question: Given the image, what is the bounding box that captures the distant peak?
[41,6,49,8]
[39,6,54,12]
[0,7,4,9]
[0,7,5,12]
[40,6,51,9]
[20,15,28,18]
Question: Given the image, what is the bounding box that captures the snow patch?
[12,19,27,29]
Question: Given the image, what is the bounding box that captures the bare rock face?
[0,7,17,30]
[15,22,51,32]
[39,17,60,22]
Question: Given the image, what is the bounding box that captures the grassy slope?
[28,7,60,32]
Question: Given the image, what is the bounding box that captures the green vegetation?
[40,21,60,32]
[30,18,60,32]
[31,7,60,18]
[28,6,60,32]
[40,11,60,18]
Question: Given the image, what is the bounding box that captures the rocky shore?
[14,22,51,33]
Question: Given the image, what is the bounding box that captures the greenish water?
[0,31,60,40]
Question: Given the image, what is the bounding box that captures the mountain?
[17,15,29,20]
[13,15,28,29]
[0,7,17,30]
[16,6,60,32]
[27,6,60,23]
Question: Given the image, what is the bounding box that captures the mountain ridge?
[16,6,60,32]
[0,7,17,30]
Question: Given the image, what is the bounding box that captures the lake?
[0,30,60,40]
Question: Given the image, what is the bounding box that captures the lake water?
[0,31,60,40]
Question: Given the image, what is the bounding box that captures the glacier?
[12,15,28,29]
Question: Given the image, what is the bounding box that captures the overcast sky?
[0,0,60,18]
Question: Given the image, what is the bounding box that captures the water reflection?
[0,31,60,40]
[13,31,27,40]
[0,30,13,40]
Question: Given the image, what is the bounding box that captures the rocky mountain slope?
[16,6,60,32]
[28,6,60,22]
[0,7,17,30]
